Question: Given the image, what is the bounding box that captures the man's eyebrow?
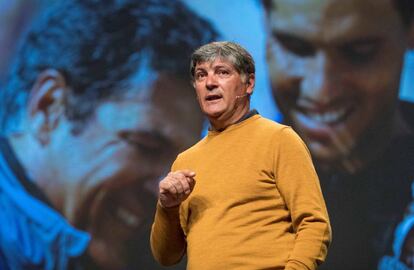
[120,129,172,149]
[214,64,232,69]
[274,30,383,48]
[272,30,311,43]
[195,64,233,71]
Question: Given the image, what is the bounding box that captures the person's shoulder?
[254,115,289,132]
[175,136,207,160]
[254,115,302,141]
[254,117,307,149]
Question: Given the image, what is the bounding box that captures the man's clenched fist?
[158,170,196,208]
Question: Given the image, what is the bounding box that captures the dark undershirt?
[212,109,259,132]
[0,137,53,207]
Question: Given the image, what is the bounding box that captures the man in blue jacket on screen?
[0,0,216,269]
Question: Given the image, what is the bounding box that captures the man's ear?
[246,73,255,95]
[28,69,67,145]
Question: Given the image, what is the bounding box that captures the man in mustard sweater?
[150,41,331,270]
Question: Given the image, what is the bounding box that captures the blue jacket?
[0,138,90,270]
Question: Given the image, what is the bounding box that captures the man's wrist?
[158,200,180,211]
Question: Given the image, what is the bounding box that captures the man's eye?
[119,131,169,157]
[195,72,206,80]
[340,42,379,64]
[274,32,316,57]
[217,70,229,75]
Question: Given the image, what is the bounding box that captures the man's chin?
[205,110,224,120]
[307,142,347,169]
[88,238,127,270]
[87,205,156,268]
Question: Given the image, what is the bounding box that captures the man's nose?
[205,73,218,90]
[300,52,339,104]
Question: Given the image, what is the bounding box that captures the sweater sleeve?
[150,160,186,266]
[274,127,331,270]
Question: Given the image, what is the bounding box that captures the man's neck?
[1,134,55,207]
[8,133,62,210]
[209,107,254,132]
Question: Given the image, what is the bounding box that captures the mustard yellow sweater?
[151,115,331,270]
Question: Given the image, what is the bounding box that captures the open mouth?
[80,184,156,235]
[205,94,222,101]
[296,105,353,126]
[107,188,155,231]
[80,184,158,268]
[114,204,143,228]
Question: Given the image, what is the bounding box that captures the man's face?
[49,72,203,269]
[266,0,411,169]
[193,58,253,126]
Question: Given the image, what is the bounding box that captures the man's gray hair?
[190,41,255,81]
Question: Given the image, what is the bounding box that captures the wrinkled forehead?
[267,0,403,42]
[195,57,238,71]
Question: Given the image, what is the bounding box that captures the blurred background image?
[0,0,413,269]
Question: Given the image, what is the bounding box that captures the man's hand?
[159,170,196,208]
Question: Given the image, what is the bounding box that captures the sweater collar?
[209,109,259,132]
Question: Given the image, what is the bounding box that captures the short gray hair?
[190,41,255,81]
